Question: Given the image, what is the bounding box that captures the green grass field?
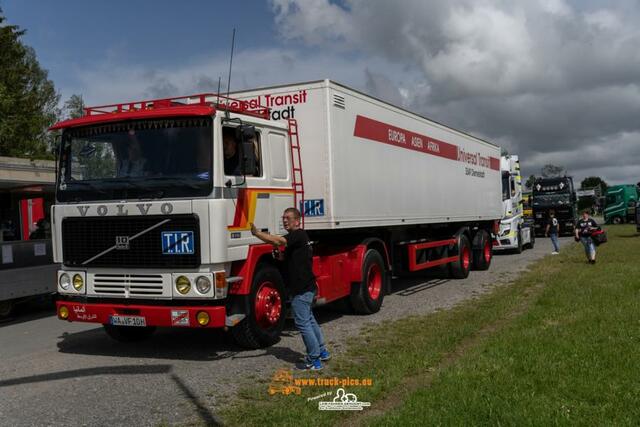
[220,225,640,426]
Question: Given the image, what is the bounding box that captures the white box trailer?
[51,80,503,348]
[231,80,502,230]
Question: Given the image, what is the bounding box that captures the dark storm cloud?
[271,0,640,184]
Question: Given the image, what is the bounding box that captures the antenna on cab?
[225,28,236,119]
[216,76,221,107]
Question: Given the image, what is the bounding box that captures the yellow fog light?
[59,306,69,319]
[196,311,210,326]
[72,274,84,291]
[175,275,191,295]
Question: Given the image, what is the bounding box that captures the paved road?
[0,237,571,426]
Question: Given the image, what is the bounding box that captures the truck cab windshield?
[57,118,213,202]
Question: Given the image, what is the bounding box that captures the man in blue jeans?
[250,208,330,370]
[575,210,598,264]
[545,210,560,254]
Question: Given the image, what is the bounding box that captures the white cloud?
[60,47,411,107]
[271,0,353,45]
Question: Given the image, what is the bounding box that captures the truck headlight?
[196,276,211,294]
[175,276,191,295]
[72,274,84,291]
[59,273,71,290]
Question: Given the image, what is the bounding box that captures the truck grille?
[90,273,167,297]
[62,215,200,268]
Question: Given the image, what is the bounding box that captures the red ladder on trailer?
[287,119,305,227]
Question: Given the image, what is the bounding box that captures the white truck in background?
[51,79,503,348]
[493,155,534,253]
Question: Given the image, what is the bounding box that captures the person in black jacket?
[250,208,330,370]
[575,210,598,264]
[545,210,560,254]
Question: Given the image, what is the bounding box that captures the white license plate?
[110,315,147,327]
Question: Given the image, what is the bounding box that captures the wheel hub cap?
[255,282,282,328]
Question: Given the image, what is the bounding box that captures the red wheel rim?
[462,246,471,271]
[367,263,382,301]
[254,281,282,329]
[483,241,491,263]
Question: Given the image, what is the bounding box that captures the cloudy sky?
[4,0,639,185]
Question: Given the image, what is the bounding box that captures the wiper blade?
[64,181,109,194]
[131,176,207,189]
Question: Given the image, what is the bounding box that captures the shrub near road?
[222,225,640,426]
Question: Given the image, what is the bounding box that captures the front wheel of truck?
[525,231,535,249]
[514,230,524,254]
[231,264,287,349]
[103,324,156,342]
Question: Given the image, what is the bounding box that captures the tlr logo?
[161,231,194,255]
[301,199,324,217]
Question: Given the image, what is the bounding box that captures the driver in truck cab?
[117,131,147,177]
[223,128,241,176]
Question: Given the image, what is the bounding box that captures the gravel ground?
[0,237,572,426]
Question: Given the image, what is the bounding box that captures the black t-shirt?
[576,218,598,236]
[547,217,559,234]
[283,229,316,296]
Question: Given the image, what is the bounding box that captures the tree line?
[0,8,83,159]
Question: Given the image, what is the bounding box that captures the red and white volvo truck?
[51,80,502,348]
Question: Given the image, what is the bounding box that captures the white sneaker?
[552,251,559,255]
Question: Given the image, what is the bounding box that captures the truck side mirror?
[236,125,258,176]
[236,124,256,142]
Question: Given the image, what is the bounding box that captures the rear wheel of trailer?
[472,230,492,271]
[449,235,471,279]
